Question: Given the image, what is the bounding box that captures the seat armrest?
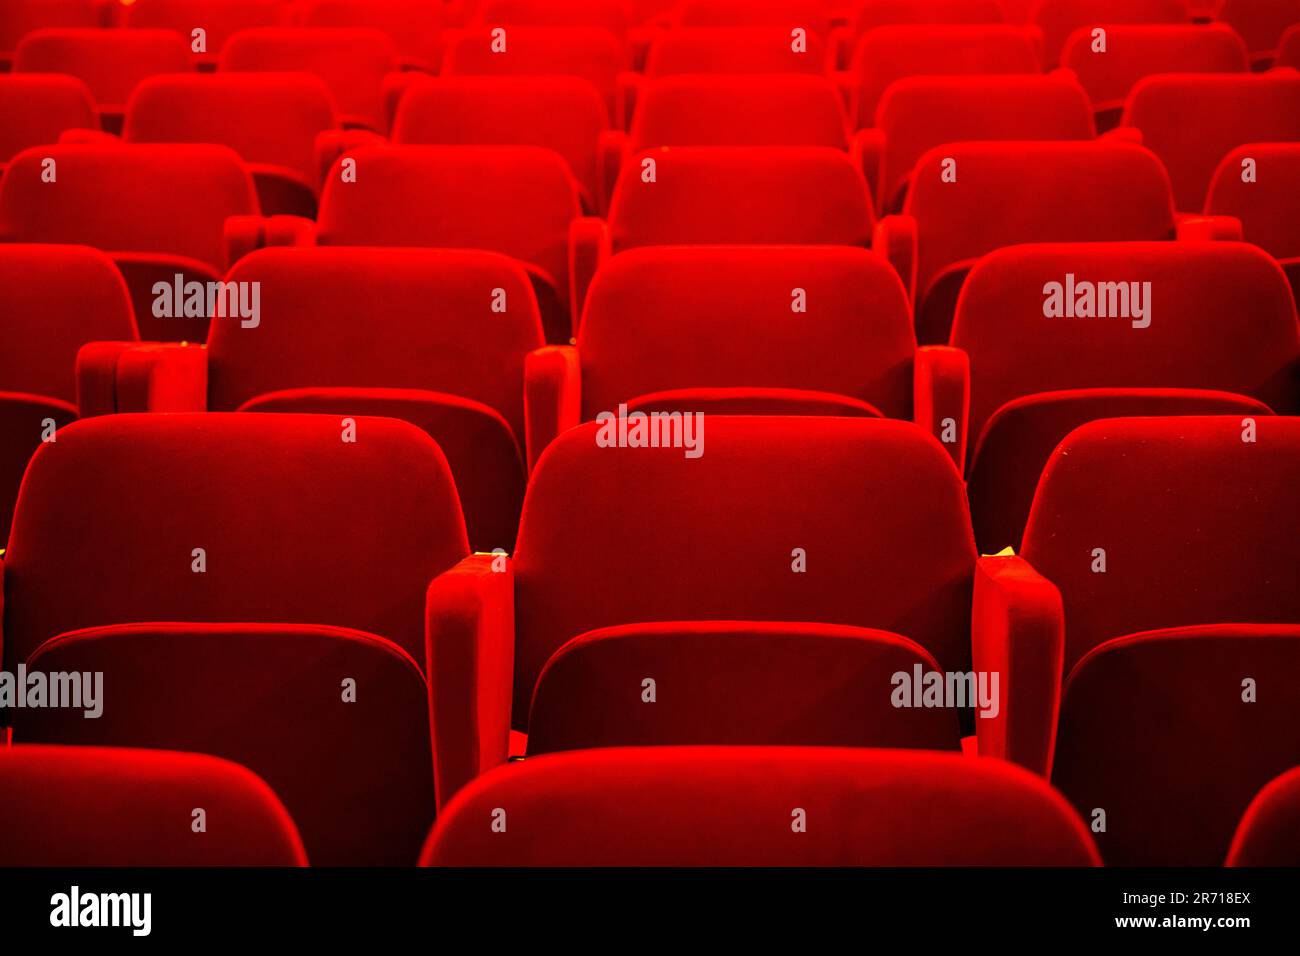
[523,345,581,471]
[58,129,121,146]
[77,342,208,415]
[568,216,611,335]
[616,69,643,131]
[1176,214,1244,242]
[225,215,317,267]
[873,213,918,301]
[314,129,389,193]
[1100,126,1143,145]
[849,127,884,203]
[913,345,969,471]
[971,554,1065,777]
[597,129,630,215]
[426,553,515,809]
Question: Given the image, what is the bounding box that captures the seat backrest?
[212,246,543,441]
[1228,766,1300,866]
[1062,24,1248,114]
[393,75,608,206]
[298,0,442,69]
[0,244,137,404]
[643,26,829,75]
[123,0,287,60]
[1121,72,1300,212]
[1280,22,1300,67]
[876,74,1095,211]
[0,745,308,866]
[0,143,258,272]
[577,245,915,420]
[512,417,975,721]
[852,0,1006,38]
[422,747,1100,866]
[474,0,628,34]
[19,623,434,866]
[14,28,191,108]
[0,0,107,56]
[315,145,581,309]
[609,146,874,251]
[1205,142,1300,260]
[124,72,337,183]
[0,73,97,164]
[1021,416,1300,674]
[1215,0,1300,58]
[2,413,468,669]
[218,26,399,131]
[676,0,832,36]
[850,25,1044,128]
[954,242,1300,450]
[1031,0,1189,65]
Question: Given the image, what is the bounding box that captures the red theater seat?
[1120,72,1300,212]
[0,73,97,169]
[298,0,442,72]
[1061,24,1248,130]
[0,143,258,342]
[1204,143,1300,296]
[14,28,192,133]
[537,245,966,466]
[847,25,1045,130]
[676,0,834,38]
[219,27,399,132]
[474,0,630,36]
[642,26,831,77]
[875,141,1178,343]
[0,0,108,71]
[851,0,1006,38]
[0,244,138,542]
[1031,0,1190,67]
[1227,767,1300,866]
[4,413,473,863]
[873,74,1095,213]
[428,417,980,802]
[421,748,1100,866]
[991,416,1300,864]
[953,242,1299,552]
[0,746,308,866]
[121,0,288,68]
[122,72,338,217]
[1215,0,1300,68]
[1279,22,1300,66]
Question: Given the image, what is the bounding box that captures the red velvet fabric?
[1031,0,1189,66]
[644,26,829,75]
[1205,143,1300,261]
[15,28,191,111]
[0,73,97,163]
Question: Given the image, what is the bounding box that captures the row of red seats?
[0,412,1296,866]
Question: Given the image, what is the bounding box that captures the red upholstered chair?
[420,747,1101,866]
[953,242,1300,552]
[1120,72,1300,212]
[874,141,1181,344]
[3,413,475,864]
[122,72,339,217]
[1061,24,1248,130]
[980,416,1300,865]
[0,244,138,543]
[14,28,192,133]
[850,0,1006,42]
[474,0,630,36]
[1030,0,1190,66]
[527,245,968,468]
[297,0,443,73]
[86,246,542,551]
[121,0,288,68]
[0,746,307,866]
[1214,0,1300,68]
[229,145,582,343]
[642,26,831,77]
[1204,143,1300,298]
[0,73,97,171]
[1227,767,1300,866]
[1279,22,1300,66]
[872,74,1095,214]
[429,416,982,804]
[0,0,109,72]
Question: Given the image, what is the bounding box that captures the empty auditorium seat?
[390,75,609,213]
[1120,72,1300,212]
[534,245,966,467]
[642,26,830,77]
[421,748,1101,866]
[851,0,1006,40]
[1227,766,1300,865]
[298,0,442,71]
[875,141,1178,343]
[429,417,980,801]
[1214,0,1300,68]
[100,246,540,551]
[219,27,399,131]
[990,416,1300,864]
[4,413,474,863]
[0,0,108,71]
[1032,0,1190,66]
[1061,24,1248,130]
[581,146,875,319]
[847,25,1045,130]
[441,26,626,126]
[0,73,97,169]
[14,28,192,132]
[474,0,630,36]
[121,0,287,68]
[676,0,834,39]
[123,72,338,217]
[953,242,1299,552]
[233,145,581,342]
[1204,143,1300,296]
[0,244,138,542]
[872,74,1095,213]
[1279,22,1300,66]
[0,143,258,341]
[0,745,308,866]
